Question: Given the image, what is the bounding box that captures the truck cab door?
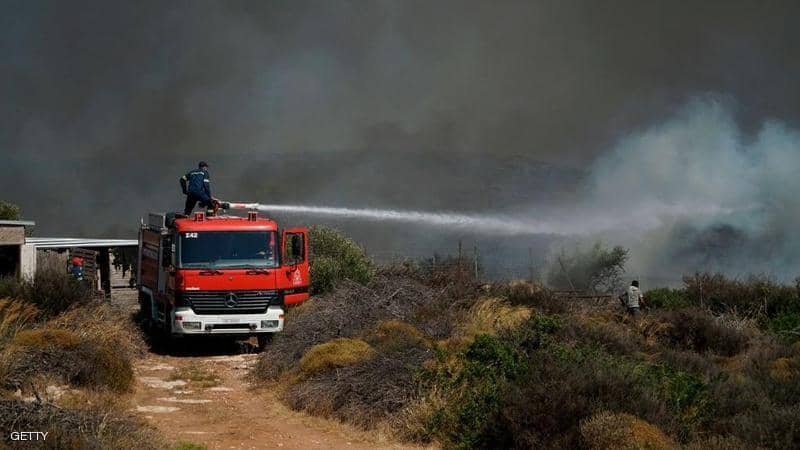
[280,227,310,304]
[158,234,173,295]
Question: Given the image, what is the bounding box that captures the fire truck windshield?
[179,231,278,269]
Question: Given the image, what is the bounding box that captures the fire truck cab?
[137,211,309,349]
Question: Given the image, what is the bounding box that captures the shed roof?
[0,220,35,227]
[25,237,138,248]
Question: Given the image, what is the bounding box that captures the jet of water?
[224,202,599,236]
[223,202,741,237]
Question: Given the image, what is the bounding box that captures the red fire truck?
[137,210,309,349]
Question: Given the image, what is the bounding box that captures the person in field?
[619,280,645,317]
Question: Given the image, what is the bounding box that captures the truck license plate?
[221,318,240,323]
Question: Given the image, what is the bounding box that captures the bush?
[0,263,91,317]
[253,270,459,380]
[284,347,432,428]
[546,242,628,292]
[2,331,135,392]
[682,273,800,319]
[422,334,527,449]
[580,411,676,450]
[0,400,163,449]
[309,225,374,294]
[364,320,432,352]
[298,338,375,378]
[0,201,20,220]
[498,345,667,449]
[651,308,749,356]
[562,315,645,356]
[0,303,143,393]
[646,288,690,309]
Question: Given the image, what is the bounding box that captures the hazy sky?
[1,1,799,280]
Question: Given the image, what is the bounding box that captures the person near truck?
[181,161,215,215]
[69,256,84,282]
[619,280,645,316]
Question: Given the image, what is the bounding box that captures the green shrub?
[646,287,691,309]
[633,363,713,433]
[767,312,800,340]
[309,226,374,294]
[0,201,20,220]
[425,334,524,449]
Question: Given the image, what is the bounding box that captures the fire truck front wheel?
[257,333,272,352]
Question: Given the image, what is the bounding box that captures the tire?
[162,306,174,352]
[139,292,155,334]
[256,333,273,352]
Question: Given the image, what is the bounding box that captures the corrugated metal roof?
[25,237,138,248]
[0,220,35,227]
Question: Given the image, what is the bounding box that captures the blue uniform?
[182,168,212,214]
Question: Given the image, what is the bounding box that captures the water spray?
[220,201,572,236]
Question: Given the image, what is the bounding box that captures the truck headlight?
[261,320,279,328]
[182,321,201,330]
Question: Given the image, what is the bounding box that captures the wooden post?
[473,244,479,280]
[97,247,111,298]
[457,240,463,266]
[558,256,576,291]
[528,247,534,283]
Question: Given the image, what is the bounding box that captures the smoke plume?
[581,98,800,281]
[1,1,799,282]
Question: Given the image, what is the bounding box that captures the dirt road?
[132,348,412,450]
[110,269,419,450]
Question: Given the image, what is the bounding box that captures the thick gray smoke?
[1,1,799,282]
[583,98,800,281]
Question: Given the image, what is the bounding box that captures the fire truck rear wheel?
[257,334,272,352]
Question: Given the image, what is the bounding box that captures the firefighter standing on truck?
[181,161,215,215]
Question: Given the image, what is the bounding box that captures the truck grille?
[183,290,278,315]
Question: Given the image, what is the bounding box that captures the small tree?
[0,201,21,220]
[309,225,374,295]
[546,242,628,293]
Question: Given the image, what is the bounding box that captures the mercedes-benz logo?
[224,293,238,308]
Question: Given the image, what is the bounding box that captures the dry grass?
[48,302,146,360]
[169,366,220,389]
[0,302,144,393]
[580,411,677,450]
[769,356,799,382]
[298,338,376,379]
[364,320,432,352]
[0,298,39,342]
[12,328,82,348]
[457,297,531,339]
